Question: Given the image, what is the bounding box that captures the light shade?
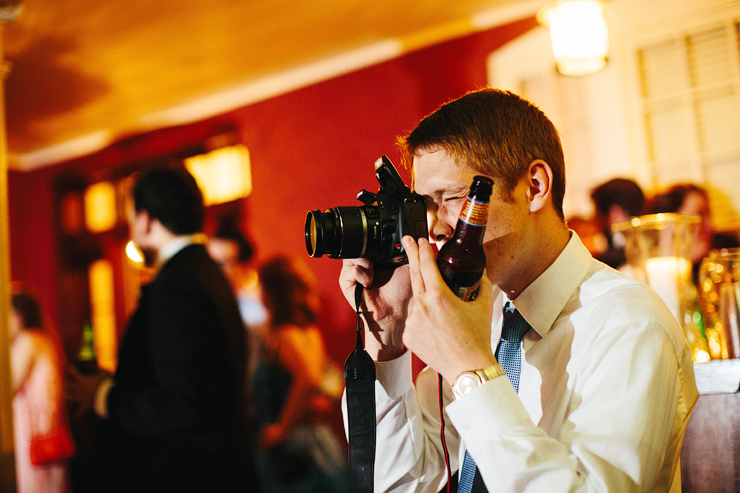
[538,0,609,76]
[84,181,118,233]
[88,259,118,371]
[185,144,252,206]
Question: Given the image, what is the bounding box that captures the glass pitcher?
[614,213,709,362]
[698,248,740,360]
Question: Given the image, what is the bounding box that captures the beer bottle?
[436,176,493,302]
[76,322,99,374]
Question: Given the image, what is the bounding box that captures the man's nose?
[429,212,454,244]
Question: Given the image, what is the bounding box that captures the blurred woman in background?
[253,255,349,493]
[10,289,73,493]
[648,183,739,281]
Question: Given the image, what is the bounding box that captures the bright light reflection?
[126,241,143,264]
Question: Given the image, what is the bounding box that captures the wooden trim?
[0,21,17,491]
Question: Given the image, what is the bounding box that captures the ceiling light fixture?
[537,0,610,76]
[185,139,252,206]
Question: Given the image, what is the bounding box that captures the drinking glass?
[614,213,710,362]
[698,248,740,360]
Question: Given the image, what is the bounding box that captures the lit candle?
[645,256,692,320]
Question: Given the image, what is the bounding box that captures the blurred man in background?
[590,178,646,268]
[66,165,258,492]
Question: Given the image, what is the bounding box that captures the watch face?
[455,373,481,396]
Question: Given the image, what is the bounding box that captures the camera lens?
[305,207,379,259]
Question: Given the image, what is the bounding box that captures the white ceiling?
[1,0,545,169]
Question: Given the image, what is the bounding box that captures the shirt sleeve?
[94,376,114,418]
[343,351,461,492]
[446,318,685,492]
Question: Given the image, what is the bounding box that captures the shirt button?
[460,420,470,431]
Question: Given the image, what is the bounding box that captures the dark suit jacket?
[98,243,258,492]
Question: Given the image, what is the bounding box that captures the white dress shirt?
[352,233,698,492]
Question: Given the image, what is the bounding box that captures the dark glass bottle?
[436,176,493,302]
[76,322,99,374]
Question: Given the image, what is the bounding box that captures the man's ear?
[134,209,153,234]
[526,160,553,213]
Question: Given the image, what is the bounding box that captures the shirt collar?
[506,231,593,338]
[156,233,207,269]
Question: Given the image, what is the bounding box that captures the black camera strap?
[344,283,376,493]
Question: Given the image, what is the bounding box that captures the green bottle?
[76,322,99,374]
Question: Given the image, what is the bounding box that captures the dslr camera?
[305,155,428,266]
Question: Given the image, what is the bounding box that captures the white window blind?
[637,19,740,232]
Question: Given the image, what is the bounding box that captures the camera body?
[305,155,428,265]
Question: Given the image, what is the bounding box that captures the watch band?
[452,363,505,400]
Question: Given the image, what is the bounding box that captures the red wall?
[9,18,537,367]
[8,166,58,319]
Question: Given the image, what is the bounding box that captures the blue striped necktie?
[458,302,530,493]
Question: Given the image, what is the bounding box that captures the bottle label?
[452,279,481,302]
[460,199,488,227]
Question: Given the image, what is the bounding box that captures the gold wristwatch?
[452,364,505,400]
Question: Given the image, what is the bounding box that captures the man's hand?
[401,236,496,383]
[339,257,412,361]
[64,365,111,418]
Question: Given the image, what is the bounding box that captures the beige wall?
[488,0,740,230]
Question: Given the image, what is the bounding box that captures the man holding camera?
[339,88,698,492]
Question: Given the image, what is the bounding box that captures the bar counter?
[680,359,740,492]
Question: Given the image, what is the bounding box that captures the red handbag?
[26,382,77,466]
[30,426,76,466]
[16,331,78,466]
